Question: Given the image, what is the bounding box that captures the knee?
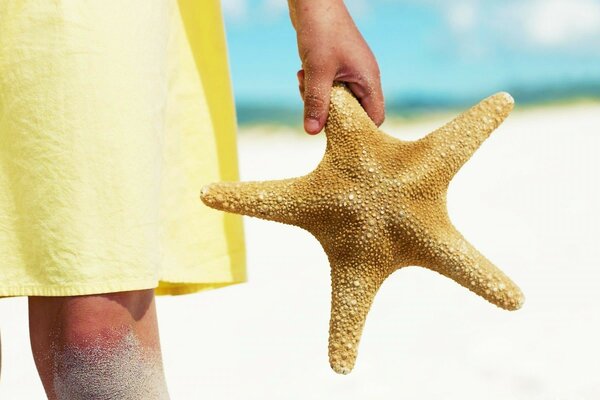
[63,290,154,348]
[30,289,155,350]
[60,297,130,349]
[52,327,169,400]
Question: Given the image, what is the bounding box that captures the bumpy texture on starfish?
[200,84,524,374]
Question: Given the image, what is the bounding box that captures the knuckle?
[302,54,325,71]
[304,92,327,114]
[303,58,319,71]
[353,72,368,86]
[303,55,335,77]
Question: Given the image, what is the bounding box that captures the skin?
[29,289,168,399]
[288,0,385,134]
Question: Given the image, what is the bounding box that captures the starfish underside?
[201,85,524,374]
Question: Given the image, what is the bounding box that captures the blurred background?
[1,1,599,399]
[224,0,600,125]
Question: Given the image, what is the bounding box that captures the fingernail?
[305,118,320,134]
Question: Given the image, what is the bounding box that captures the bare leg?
[28,289,169,400]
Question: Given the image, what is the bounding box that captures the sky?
[221,0,600,111]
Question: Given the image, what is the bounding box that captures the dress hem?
[0,250,247,298]
[0,278,159,298]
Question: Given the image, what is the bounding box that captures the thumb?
[302,68,335,134]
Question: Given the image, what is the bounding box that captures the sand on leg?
[28,289,169,400]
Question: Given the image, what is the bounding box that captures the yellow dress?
[0,0,246,296]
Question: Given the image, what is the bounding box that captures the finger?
[303,66,336,134]
[297,69,305,100]
[347,76,385,127]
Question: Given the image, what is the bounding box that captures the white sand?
[1,103,600,399]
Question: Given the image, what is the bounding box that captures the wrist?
[288,0,348,31]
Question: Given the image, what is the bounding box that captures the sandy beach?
[1,102,600,399]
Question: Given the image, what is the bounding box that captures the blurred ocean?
[223,0,600,127]
[235,80,600,126]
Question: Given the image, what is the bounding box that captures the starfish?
[200,84,524,374]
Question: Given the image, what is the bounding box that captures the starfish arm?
[416,92,514,183]
[324,85,379,154]
[419,227,524,310]
[200,178,306,225]
[327,255,390,375]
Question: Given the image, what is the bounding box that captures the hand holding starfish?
[287,0,385,134]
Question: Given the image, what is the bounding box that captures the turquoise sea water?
[235,81,600,126]
[225,0,600,125]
